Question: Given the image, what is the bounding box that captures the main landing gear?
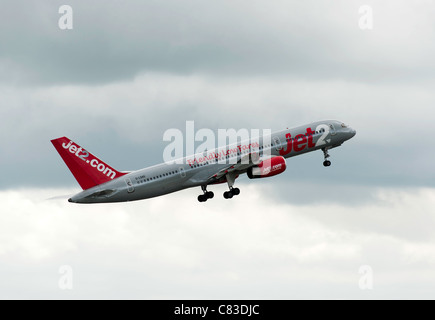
[322,148,331,167]
[197,173,241,202]
[223,187,240,199]
[223,172,240,200]
[198,185,214,202]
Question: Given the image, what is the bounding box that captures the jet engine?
[247,156,286,179]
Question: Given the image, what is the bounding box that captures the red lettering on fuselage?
[306,127,315,148]
[280,127,316,155]
[279,133,293,156]
[293,134,306,152]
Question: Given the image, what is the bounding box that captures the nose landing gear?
[322,148,331,167]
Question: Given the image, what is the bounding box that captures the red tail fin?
[51,137,127,190]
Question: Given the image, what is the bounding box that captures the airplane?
[51,120,356,204]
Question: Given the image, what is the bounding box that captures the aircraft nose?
[349,128,356,138]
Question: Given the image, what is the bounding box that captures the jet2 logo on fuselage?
[279,125,330,156]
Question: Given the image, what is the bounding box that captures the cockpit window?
[341,123,348,128]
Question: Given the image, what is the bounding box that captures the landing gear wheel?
[323,160,331,167]
[198,186,214,202]
[224,191,233,199]
[232,188,240,196]
[198,194,207,202]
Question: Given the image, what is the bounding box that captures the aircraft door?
[329,123,337,136]
[179,167,186,178]
[125,178,135,193]
[273,136,282,151]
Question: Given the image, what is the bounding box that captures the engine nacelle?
[247,156,287,179]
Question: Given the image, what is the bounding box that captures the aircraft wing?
[206,152,260,184]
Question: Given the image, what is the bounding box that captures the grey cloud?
[260,179,435,242]
[1,73,435,190]
[1,1,435,85]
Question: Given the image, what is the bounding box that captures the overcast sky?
[1,0,435,299]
